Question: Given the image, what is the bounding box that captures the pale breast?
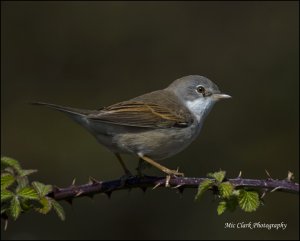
[113,122,201,160]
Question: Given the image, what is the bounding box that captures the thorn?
[238,171,242,178]
[4,219,8,231]
[89,176,101,185]
[172,184,183,189]
[105,191,112,199]
[265,169,272,179]
[287,171,294,182]
[71,178,76,186]
[65,198,73,205]
[152,182,162,190]
[260,190,267,199]
[52,185,62,193]
[270,186,282,193]
[75,189,84,197]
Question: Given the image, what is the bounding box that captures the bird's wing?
[87,101,193,128]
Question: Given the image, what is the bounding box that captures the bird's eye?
[196,85,205,94]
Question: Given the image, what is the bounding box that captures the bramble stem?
[48,175,299,201]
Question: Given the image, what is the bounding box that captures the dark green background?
[1,1,299,240]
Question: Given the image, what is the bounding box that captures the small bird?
[32,75,231,177]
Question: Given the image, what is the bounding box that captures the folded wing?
[87,101,193,128]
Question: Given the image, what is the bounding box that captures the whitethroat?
[32,75,231,177]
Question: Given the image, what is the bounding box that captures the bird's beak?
[212,93,232,100]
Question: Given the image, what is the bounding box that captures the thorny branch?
[48,175,299,202]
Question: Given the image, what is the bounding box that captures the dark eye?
[196,85,205,94]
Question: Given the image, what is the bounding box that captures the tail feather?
[30,102,97,116]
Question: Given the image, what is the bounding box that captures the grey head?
[166,75,230,101]
[165,75,231,122]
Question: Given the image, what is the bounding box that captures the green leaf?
[217,201,227,215]
[195,179,214,200]
[16,176,29,189]
[36,197,52,214]
[32,181,53,197]
[238,190,260,212]
[19,169,38,177]
[219,182,234,198]
[1,156,21,172]
[17,187,39,200]
[1,189,14,202]
[50,199,65,221]
[10,196,21,220]
[1,202,10,214]
[1,173,15,188]
[232,190,240,196]
[207,171,226,183]
[217,197,239,215]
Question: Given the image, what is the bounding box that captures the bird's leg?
[136,158,144,177]
[114,153,132,176]
[136,158,152,177]
[114,153,133,187]
[138,154,184,177]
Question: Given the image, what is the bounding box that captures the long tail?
[30,102,98,116]
[31,102,102,130]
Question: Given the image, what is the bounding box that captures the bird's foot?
[119,170,134,188]
[163,168,184,187]
[163,167,185,177]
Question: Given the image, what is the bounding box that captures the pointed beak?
[212,93,232,100]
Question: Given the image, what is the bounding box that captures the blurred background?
[1,1,299,240]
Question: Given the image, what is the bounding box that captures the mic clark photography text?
[224,222,287,230]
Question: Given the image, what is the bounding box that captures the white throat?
[185,98,215,123]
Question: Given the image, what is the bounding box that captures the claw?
[164,168,184,177]
[152,182,162,190]
[165,175,171,187]
[138,154,184,177]
[119,171,134,188]
[265,169,272,179]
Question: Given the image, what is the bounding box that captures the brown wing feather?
[87,101,192,128]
